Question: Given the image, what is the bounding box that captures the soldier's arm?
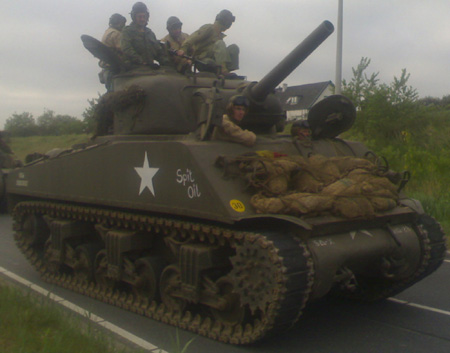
[221,117,257,147]
[181,25,213,54]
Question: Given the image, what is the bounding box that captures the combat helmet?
[226,95,249,116]
[131,2,149,22]
[167,16,182,31]
[109,13,126,29]
[216,9,235,29]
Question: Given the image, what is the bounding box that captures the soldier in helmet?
[180,9,239,75]
[102,13,127,51]
[212,95,256,146]
[121,2,169,69]
[161,16,189,52]
[291,120,311,140]
[100,13,126,90]
[160,16,190,72]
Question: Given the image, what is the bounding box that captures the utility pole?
[335,0,343,94]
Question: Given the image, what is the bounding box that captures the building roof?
[276,81,334,111]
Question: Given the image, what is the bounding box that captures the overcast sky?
[1,0,449,128]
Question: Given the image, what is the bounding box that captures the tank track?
[334,214,447,302]
[12,201,314,344]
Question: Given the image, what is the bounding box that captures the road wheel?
[159,265,186,312]
[74,244,100,283]
[94,249,116,290]
[132,257,165,302]
[210,276,248,326]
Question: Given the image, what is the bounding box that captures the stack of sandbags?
[245,155,399,219]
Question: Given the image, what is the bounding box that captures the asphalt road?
[1,213,450,353]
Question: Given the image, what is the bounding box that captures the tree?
[36,110,84,135]
[342,57,379,108]
[4,112,38,136]
[82,97,100,134]
[342,57,421,144]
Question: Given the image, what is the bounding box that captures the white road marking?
[0,266,166,353]
[389,297,450,317]
[445,260,450,263]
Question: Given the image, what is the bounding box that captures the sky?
[1,0,449,128]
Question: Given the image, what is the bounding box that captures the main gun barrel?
[249,20,334,102]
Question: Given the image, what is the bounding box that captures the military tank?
[6,20,446,344]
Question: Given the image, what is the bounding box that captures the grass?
[9,134,91,163]
[0,281,141,353]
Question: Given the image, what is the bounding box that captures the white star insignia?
[134,152,159,196]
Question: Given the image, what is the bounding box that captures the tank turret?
[82,21,334,137]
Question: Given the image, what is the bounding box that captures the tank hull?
[6,135,447,344]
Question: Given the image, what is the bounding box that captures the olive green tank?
[5,21,446,344]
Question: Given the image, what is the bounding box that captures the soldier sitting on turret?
[99,13,126,90]
[121,2,169,69]
[180,9,239,75]
[160,16,190,72]
[212,96,256,146]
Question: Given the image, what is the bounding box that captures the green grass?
[0,282,139,353]
[9,134,91,163]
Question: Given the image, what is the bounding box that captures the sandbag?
[292,171,323,193]
[332,196,375,218]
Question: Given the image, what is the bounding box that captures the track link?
[12,201,314,344]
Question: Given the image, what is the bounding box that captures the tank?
[5,20,447,344]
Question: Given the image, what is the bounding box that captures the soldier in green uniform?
[180,9,239,75]
[121,2,169,69]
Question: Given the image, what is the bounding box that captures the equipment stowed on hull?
[6,20,447,344]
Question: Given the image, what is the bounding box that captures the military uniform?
[121,23,169,67]
[161,32,189,71]
[181,23,239,73]
[102,27,122,51]
[161,32,189,51]
[212,115,256,147]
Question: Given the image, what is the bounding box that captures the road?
[1,213,450,353]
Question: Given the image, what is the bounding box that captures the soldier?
[161,16,189,52]
[121,2,169,69]
[160,16,190,72]
[180,9,239,75]
[102,13,127,51]
[100,13,126,90]
[291,120,311,140]
[212,95,256,146]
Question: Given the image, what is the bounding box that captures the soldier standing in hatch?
[180,9,239,75]
[121,2,169,69]
[160,16,190,72]
[100,13,126,90]
[212,96,256,146]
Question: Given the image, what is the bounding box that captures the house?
[276,81,334,121]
